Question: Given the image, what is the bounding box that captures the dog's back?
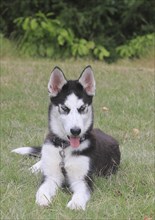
[92,128,120,176]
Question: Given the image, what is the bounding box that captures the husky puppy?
[12,66,121,210]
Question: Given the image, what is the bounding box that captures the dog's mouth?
[67,136,80,148]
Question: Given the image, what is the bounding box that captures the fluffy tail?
[11,146,41,157]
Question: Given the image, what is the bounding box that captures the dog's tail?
[11,146,41,157]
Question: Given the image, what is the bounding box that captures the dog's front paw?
[35,188,51,206]
[29,161,42,174]
[67,198,86,210]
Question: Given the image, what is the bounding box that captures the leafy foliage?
[14,12,110,59]
[116,34,154,58]
[1,0,155,60]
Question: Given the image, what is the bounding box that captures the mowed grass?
[0,54,154,219]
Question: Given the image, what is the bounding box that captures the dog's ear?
[48,67,67,97]
[79,66,96,96]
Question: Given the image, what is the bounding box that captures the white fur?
[29,161,42,173]
[73,139,90,152]
[36,142,91,209]
[36,177,59,206]
[67,181,90,210]
[49,93,93,141]
[65,148,90,180]
[65,151,91,210]
[11,147,32,155]
[36,143,64,206]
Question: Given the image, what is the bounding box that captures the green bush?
[116,34,154,58]
[14,12,110,60]
[1,0,155,60]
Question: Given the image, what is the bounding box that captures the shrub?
[14,12,110,60]
[116,33,154,58]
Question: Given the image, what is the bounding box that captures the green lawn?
[0,55,154,220]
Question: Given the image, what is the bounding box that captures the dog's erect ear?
[48,67,67,97]
[79,66,96,96]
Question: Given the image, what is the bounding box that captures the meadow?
[0,45,154,219]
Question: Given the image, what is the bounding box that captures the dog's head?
[48,66,96,148]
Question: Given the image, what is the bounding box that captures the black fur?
[28,146,41,157]
[72,128,120,176]
[92,129,120,176]
[50,80,93,106]
[48,76,120,178]
[45,132,70,148]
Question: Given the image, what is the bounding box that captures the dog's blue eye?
[59,105,70,114]
[78,105,87,113]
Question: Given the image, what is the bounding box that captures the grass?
[0,43,154,219]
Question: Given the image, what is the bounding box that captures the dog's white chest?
[41,143,90,183]
[65,152,90,182]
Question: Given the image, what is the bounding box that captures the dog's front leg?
[36,176,60,206]
[67,180,91,210]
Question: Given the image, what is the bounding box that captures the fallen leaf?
[102,106,109,112]
[132,128,140,136]
[144,216,152,220]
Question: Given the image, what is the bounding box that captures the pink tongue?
[69,137,80,148]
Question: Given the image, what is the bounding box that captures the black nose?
[70,127,81,136]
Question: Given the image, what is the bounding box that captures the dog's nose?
[70,127,81,136]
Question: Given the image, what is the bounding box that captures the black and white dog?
[12,66,121,210]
